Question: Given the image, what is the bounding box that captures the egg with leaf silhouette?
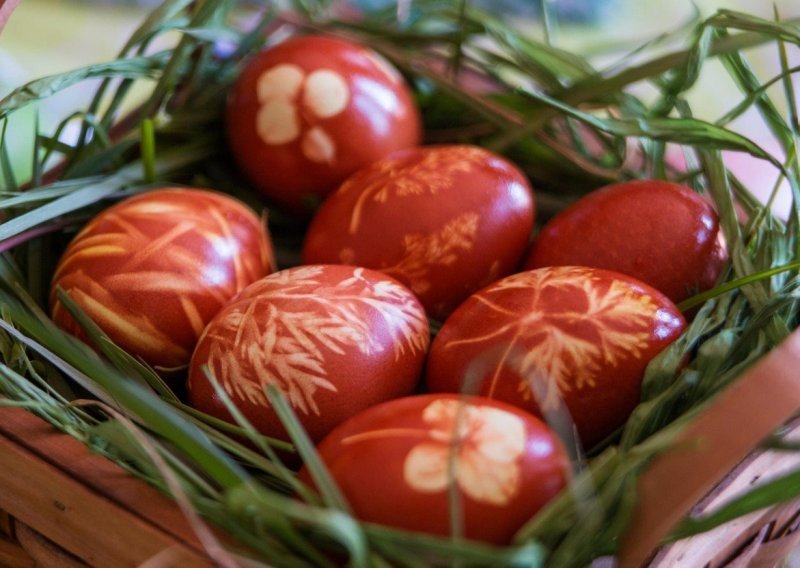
[303,145,535,320]
[426,266,686,447]
[187,265,430,443]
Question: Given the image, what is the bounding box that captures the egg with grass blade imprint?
[50,187,273,375]
[303,145,535,320]
[425,266,686,447]
[301,393,570,545]
[187,265,430,443]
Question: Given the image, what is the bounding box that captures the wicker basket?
[2,329,799,567]
[1,2,799,565]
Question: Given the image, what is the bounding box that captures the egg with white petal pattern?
[226,35,422,214]
[302,394,570,544]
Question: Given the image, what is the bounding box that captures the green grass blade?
[671,466,800,539]
[0,54,171,119]
[492,85,780,168]
[678,261,800,311]
[54,287,176,399]
[31,109,42,186]
[0,291,249,489]
[0,178,126,242]
[716,65,800,127]
[140,118,157,184]
[491,14,800,149]
[709,9,800,43]
[0,119,18,191]
[264,386,350,513]
[265,385,370,568]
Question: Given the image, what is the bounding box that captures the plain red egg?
[425,266,686,447]
[526,179,728,304]
[302,145,535,320]
[226,35,422,214]
[50,187,273,372]
[187,265,430,443]
[303,394,570,545]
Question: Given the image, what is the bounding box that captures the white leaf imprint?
[446,267,659,411]
[206,267,428,414]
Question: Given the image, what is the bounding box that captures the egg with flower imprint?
[302,394,570,544]
[303,145,535,320]
[188,265,430,442]
[425,266,686,447]
[50,188,273,375]
[226,35,422,214]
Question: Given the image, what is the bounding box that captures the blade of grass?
[0,136,216,242]
[0,292,249,489]
[170,400,294,453]
[0,181,125,242]
[776,7,800,262]
[200,367,305,493]
[490,15,800,149]
[140,118,157,184]
[0,119,18,191]
[69,0,194,161]
[31,109,42,186]
[0,54,171,119]
[265,385,370,568]
[678,260,800,311]
[494,84,782,170]
[670,466,800,539]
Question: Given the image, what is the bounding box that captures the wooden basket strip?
[0,534,34,568]
[14,522,87,568]
[0,407,207,550]
[0,408,213,567]
[619,328,800,567]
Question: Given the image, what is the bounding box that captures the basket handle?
[617,327,800,567]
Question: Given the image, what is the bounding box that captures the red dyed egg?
[51,188,273,371]
[426,266,686,447]
[302,145,535,320]
[187,265,430,443]
[305,394,570,544]
[526,180,728,303]
[226,35,422,214]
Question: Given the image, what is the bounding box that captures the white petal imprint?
[403,399,527,505]
[257,99,300,145]
[403,443,449,493]
[303,69,350,118]
[302,127,337,164]
[257,64,305,102]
